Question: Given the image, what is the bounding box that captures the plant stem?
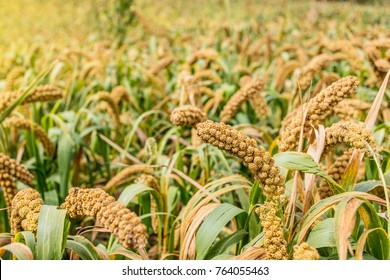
[367,145,390,235]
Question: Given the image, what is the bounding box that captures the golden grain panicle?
[135,174,159,190]
[256,201,287,260]
[23,85,63,103]
[306,76,359,124]
[364,40,390,84]
[293,242,320,260]
[297,54,333,90]
[80,60,103,80]
[318,149,353,199]
[194,70,222,84]
[196,120,285,199]
[61,187,148,249]
[324,121,379,155]
[333,99,371,121]
[0,172,18,221]
[149,55,175,75]
[275,60,301,92]
[111,86,130,105]
[3,117,55,155]
[5,67,25,92]
[0,153,34,185]
[0,91,16,113]
[238,75,252,88]
[104,164,154,191]
[187,49,219,65]
[219,78,264,123]
[170,105,207,127]
[11,188,43,234]
[279,76,359,152]
[0,85,63,114]
[299,52,347,88]
[249,90,267,120]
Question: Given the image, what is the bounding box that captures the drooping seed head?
[61,187,148,249]
[149,55,175,75]
[219,78,264,123]
[104,164,154,191]
[279,76,359,151]
[0,153,34,185]
[318,149,353,199]
[324,121,379,155]
[256,201,287,260]
[196,120,284,199]
[170,105,207,127]
[11,188,43,234]
[293,242,320,260]
[3,117,55,155]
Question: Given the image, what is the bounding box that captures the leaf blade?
[36,205,68,260]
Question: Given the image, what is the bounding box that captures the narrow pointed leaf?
[36,205,69,260]
[195,203,245,260]
[274,151,344,193]
[66,235,103,260]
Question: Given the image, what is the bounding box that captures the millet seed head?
[219,78,264,123]
[293,242,320,260]
[324,121,379,155]
[3,117,55,155]
[170,105,207,127]
[196,120,284,199]
[0,153,34,185]
[279,76,359,152]
[61,187,148,249]
[10,188,43,234]
[256,201,287,260]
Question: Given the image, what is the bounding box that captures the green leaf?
[358,200,390,260]
[14,231,36,255]
[57,133,76,202]
[36,205,69,260]
[195,203,245,260]
[124,110,161,154]
[354,181,383,193]
[167,186,179,214]
[249,181,262,206]
[205,229,248,260]
[44,189,60,206]
[108,244,143,260]
[66,235,103,260]
[307,218,336,248]
[355,228,388,260]
[118,183,154,206]
[236,189,250,211]
[274,152,344,194]
[118,183,163,224]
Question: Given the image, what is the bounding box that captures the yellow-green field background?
[1,0,389,46]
